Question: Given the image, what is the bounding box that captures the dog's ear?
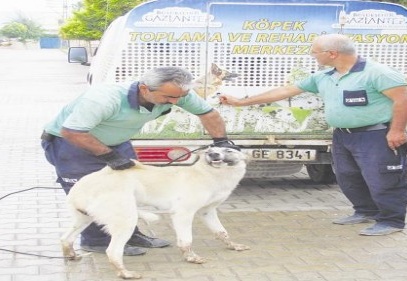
[240,151,251,164]
[211,63,222,76]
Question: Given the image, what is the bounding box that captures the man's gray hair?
[316,34,356,55]
[139,67,194,91]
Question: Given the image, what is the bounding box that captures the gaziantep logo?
[332,9,407,30]
[134,7,222,28]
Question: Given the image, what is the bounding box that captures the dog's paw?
[185,256,206,264]
[227,242,250,251]
[184,252,206,264]
[180,246,206,264]
[61,245,81,260]
[118,269,142,279]
[66,254,82,261]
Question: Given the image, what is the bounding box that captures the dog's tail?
[138,210,160,223]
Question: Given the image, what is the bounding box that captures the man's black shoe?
[127,231,170,248]
[81,244,147,256]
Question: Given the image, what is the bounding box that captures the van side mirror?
[68,47,89,65]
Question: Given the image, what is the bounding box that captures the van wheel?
[305,164,336,184]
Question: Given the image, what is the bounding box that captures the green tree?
[0,15,43,43]
[60,0,145,40]
[0,22,27,39]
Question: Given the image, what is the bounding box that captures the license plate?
[248,149,317,161]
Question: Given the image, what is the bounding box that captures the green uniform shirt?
[296,57,407,128]
[44,82,213,145]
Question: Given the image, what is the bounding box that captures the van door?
[206,2,345,136]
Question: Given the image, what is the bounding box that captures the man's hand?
[386,129,407,151]
[96,151,135,170]
[218,95,243,106]
[212,137,241,151]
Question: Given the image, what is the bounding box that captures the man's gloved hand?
[96,150,135,170]
[212,137,241,151]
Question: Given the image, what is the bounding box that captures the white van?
[69,0,407,182]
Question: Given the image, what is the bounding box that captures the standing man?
[220,34,407,236]
[42,66,239,255]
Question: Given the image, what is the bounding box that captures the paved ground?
[1,49,407,281]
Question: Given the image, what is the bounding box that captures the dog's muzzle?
[205,148,242,168]
[207,151,225,168]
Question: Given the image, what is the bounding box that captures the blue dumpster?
[39,37,61,49]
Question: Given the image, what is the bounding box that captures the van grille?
[116,41,407,87]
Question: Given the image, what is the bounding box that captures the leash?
[0,186,62,201]
[162,144,208,166]
[163,139,238,165]
[0,247,71,259]
[0,186,74,259]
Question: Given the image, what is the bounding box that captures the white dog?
[60,146,249,279]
